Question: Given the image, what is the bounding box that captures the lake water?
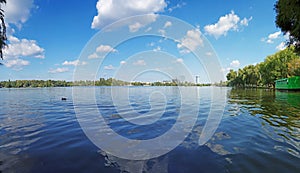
[0,87,300,173]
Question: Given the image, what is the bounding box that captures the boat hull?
[275,76,300,90]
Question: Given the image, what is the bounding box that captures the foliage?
[0,80,73,88]
[275,0,300,51]
[0,0,6,60]
[227,47,300,88]
[0,78,210,88]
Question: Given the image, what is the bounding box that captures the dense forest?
[226,46,300,88]
[0,78,210,88]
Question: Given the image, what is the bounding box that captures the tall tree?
[275,0,300,51]
[0,0,7,60]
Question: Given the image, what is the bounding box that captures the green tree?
[275,0,300,51]
[288,58,300,76]
[243,65,260,87]
[0,0,7,60]
[226,69,237,86]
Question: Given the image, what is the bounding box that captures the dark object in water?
[61,97,67,101]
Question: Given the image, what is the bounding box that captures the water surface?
[0,87,299,173]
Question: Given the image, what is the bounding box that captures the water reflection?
[227,89,300,158]
[99,150,169,173]
[0,88,46,172]
[0,87,300,173]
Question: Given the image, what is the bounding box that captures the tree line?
[226,46,300,88]
[0,78,211,88]
[0,78,127,88]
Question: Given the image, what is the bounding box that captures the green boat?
[275,76,300,90]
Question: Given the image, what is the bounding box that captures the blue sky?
[0,0,287,82]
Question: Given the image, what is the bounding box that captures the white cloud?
[158,29,166,36]
[269,31,281,39]
[176,58,183,63]
[230,60,240,68]
[4,59,30,70]
[284,32,290,40]
[104,64,115,70]
[2,0,46,71]
[2,0,35,28]
[96,45,117,53]
[266,39,273,44]
[62,60,87,66]
[49,67,69,74]
[240,16,252,26]
[133,60,146,66]
[88,53,99,59]
[206,52,213,56]
[276,42,286,50]
[3,36,45,70]
[127,14,158,32]
[204,11,250,38]
[168,2,186,12]
[153,46,161,52]
[4,36,45,59]
[262,31,281,44]
[149,42,155,47]
[129,22,143,32]
[145,27,152,32]
[120,61,126,65]
[177,28,203,53]
[88,45,117,59]
[8,35,19,42]
[221,67,232,73]
[163,21,172,28]
[91,0,167,29]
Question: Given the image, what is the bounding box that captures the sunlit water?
[0,87,299,173]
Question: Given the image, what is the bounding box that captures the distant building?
[195,76,200,84]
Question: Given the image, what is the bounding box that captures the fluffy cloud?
[133,60,146,66]
[221,67,232,73]
[204,11,251,38]
[145,27,152,32]
[230,60,240,68]
[163,21,172,28]
[168,2,186,12]
[128,14,157,32]
[176,58,183,63]
[62,60,87,66]
[4,36,44,59]
[104,64,115,70]
[129,22,143,32]
[49,67,69,74]
[206,52,213,56]
[88,45,118,59]
[177,28,203,53]
[3,36,44,70]
[120,60,126,65]
[276,42,286,50]
[262,31,281,44]
[96,45,117,53]
[91,0,167,29]
[153,46,161,52]
[88,53,99,59]
[158,29,166,36]
[240,16,252,26]
[4,59,30,70]
[269,31,281,39]
[2,0,35,28]
[2,0,46,70]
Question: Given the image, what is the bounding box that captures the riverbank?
[0,79,212,88]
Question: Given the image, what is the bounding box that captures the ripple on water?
[0,87,300,173]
